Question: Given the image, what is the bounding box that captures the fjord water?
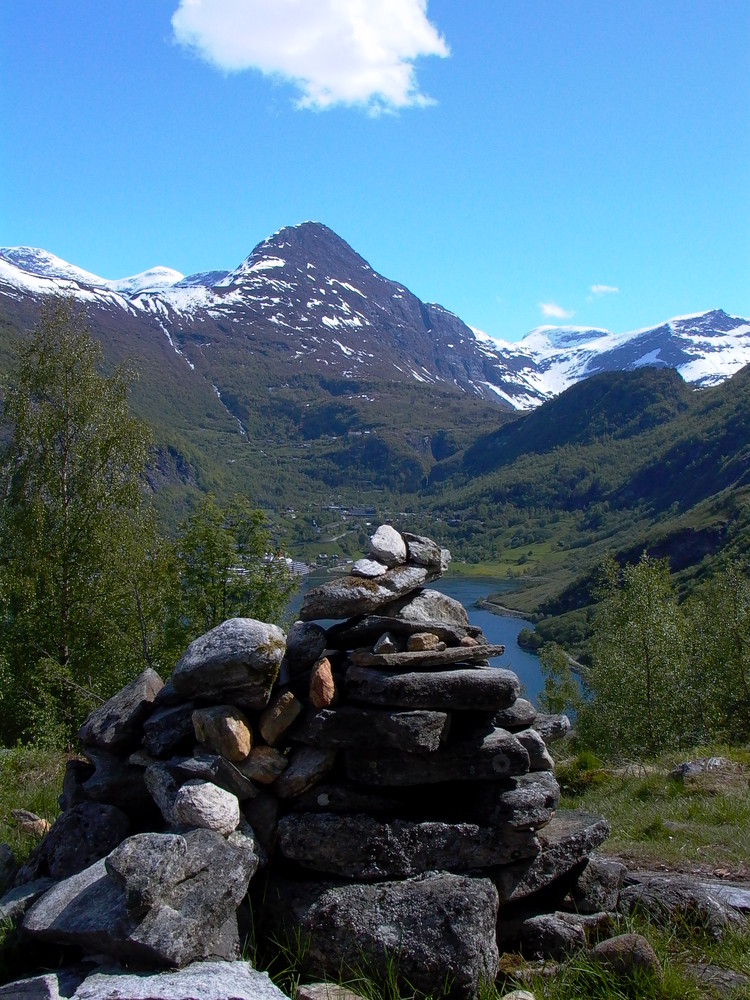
[288,572,544,704]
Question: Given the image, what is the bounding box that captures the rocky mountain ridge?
[1,223,748,411]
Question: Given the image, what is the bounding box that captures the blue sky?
[1,0,748,342]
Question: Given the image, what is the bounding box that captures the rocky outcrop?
[1,525,616,999]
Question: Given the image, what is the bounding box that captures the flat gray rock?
[278,812,539,879]
[326,613,478,649]
[349,643,505,670]
[78,668,163,751]
[171,618,286,709]
[493,810,611,906]
[293,706,448,752]
[264,872,498,1000]
[345,727,529,786]
[73,962,289,1000]
[274,748,337,800]
[351,558,389,578]
[0,968,88,999]
[532,713,571,744]
[0,877,55,922]
[618,873,743,938]
[345,665,519,711]
[464,772,560,830]
[300,566,438,621]
[165,752,259,801]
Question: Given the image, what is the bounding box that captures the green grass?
[557,746,750,874]
[0,747,66,865]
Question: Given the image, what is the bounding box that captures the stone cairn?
[1,526,614,1000]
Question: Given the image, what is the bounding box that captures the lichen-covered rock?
[515,729,554,771]
[493,811,611,906]
[264,871,499,1000]
[568,857,625,914]
[171,619,286,709]
[24,829,258,967]
[618,874,742,938]
[278,812,539,879]
[300,566,438,621]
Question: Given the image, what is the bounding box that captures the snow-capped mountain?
[0,224,748,411]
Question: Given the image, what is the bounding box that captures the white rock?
[368,525,407,566]
[73,961,290,999]
[351,558,389,578]
[172,781,240,835]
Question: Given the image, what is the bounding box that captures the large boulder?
[171,619,286,709]
[264,871,499,999]
[23,829,259,966]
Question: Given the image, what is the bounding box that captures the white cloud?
[171,0,449,112]
[590,284,619,296]
[539,302,575,320]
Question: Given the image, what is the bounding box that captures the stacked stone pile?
[1,525,613,999]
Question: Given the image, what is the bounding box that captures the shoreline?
[475,598,531,621]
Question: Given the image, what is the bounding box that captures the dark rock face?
[345,727,529,786]
[171,618,286,708]
[293,706,449,752]
[15,802,130,884]
[345,666,519,711]
[278,813,539,879]
[492,811,611,906]
[78,668,163,751]
[264,872,500,1000]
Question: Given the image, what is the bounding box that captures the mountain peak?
[219,222,373,288]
